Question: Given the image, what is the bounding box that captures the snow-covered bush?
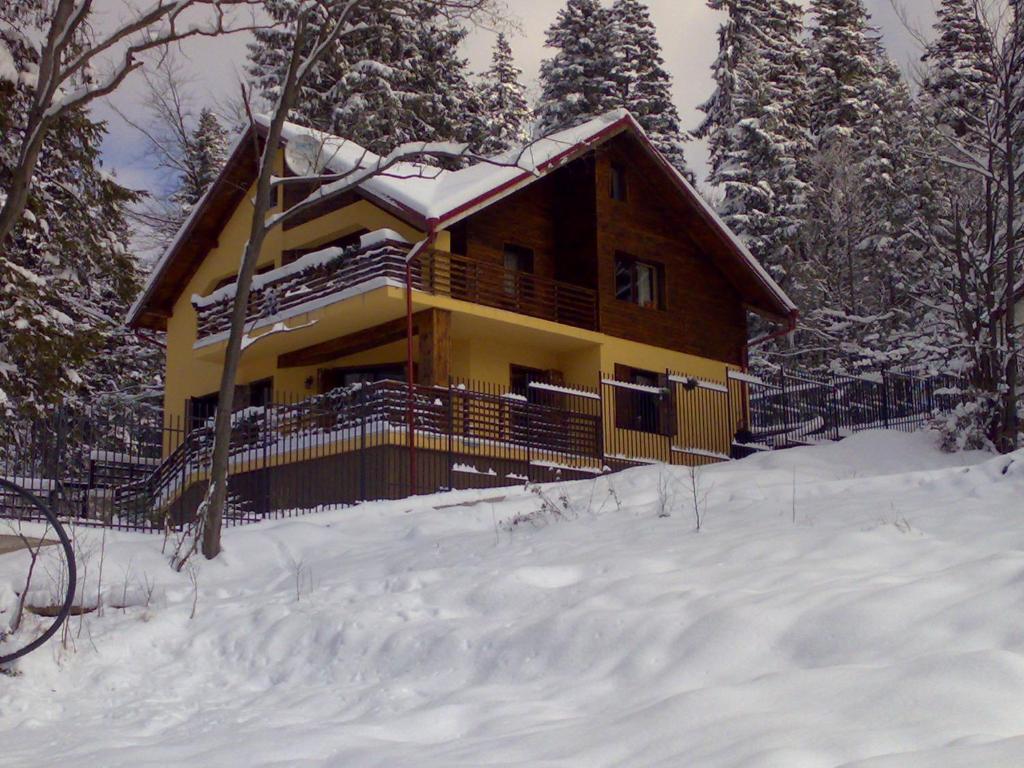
[930,393,1000,453]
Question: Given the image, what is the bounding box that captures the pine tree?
[609,0,693,178]
[537,0,693,176]
[247,0,477,154]
[696,0,810,286]
[806,0,879,142]
[405,4,481,148]
[0,17,158,416]
[247,0,345,131]
[536,0,619,135]
[921,0,994,140]
[474,33,531,155]
[791,0,924,372]
[171,107,229,215]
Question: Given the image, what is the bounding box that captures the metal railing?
[1,368,965,531]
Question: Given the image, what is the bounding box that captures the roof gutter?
[749,310,799,349]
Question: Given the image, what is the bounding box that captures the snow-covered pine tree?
[474,33,531,155]
[247,0,477,155]
[609,0,693,180]
[408,4,481,149]
[791,0,923,372]
[0,16,158,417]
[909,0,1021,448]
[247,0,346,131]
[696,0,810,288]
[920,0,994,139]
[806,0,878,141]
[171,107,229,215]
[536,0,619,135]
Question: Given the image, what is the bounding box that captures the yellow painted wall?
[163,148,426,424]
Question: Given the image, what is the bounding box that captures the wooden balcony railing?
[193,240,599,341]
[194,239,410,339]
[415,250,598,330]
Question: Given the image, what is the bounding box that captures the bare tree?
[0,0,262,255]
[192,0,507,560]
[915,0,1022,451]
[114,53,206,253]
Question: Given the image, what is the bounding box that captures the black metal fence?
[0,378,605,532]
[0,368,963,532]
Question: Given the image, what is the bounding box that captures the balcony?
[192,238,599,341]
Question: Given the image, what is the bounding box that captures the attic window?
[615,254,664,309]
[610,163,627,201]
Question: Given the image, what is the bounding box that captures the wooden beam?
[417,308,451,386]
[277,310,436,369]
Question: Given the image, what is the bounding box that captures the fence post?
[881,368,890,429]
[524,389,533,482]
[665,368,674,464]
[828,373,840,441]
[779,368,790,447]
[83,452,96,519]
[359,385,367,502]
[447,378,454,492]
[261,403,270,518]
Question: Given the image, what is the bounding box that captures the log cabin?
[128,110,797,514]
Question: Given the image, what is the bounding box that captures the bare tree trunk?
[0,119,50,251]
[201,22,309,559]
[196,0,505,559]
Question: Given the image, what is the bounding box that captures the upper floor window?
[503,244,534,273]
[283,229,369,266]
[211,263,273,293]
[503,244,535,296]
[610,163,627,201]
[615,254,664,309]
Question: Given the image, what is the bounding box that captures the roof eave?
[127,126,258,330]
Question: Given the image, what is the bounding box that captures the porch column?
[417,308,452,386]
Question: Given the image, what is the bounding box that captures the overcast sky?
[94,0,938,195]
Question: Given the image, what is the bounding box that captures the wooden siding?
[594,135,747,365]
[454,136,748,365]
[457,159,597,290]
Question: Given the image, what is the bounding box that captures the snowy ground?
[2,431,1024,767]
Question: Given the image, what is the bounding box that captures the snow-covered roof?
[272,109,633,226]
[128,109,797,329]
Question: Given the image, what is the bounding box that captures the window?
[282,229,369,266]
[188,378,273,430]
[319,363,406,393]
[211,263,274,293]
[610,163,627,201]
[510,364,552,405]
[502,244,534,297]
[615,254,664,309]
[613,364,676,435]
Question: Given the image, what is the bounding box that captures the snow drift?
[2,431,1024,767]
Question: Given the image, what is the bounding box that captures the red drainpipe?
[405,220,439,497]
